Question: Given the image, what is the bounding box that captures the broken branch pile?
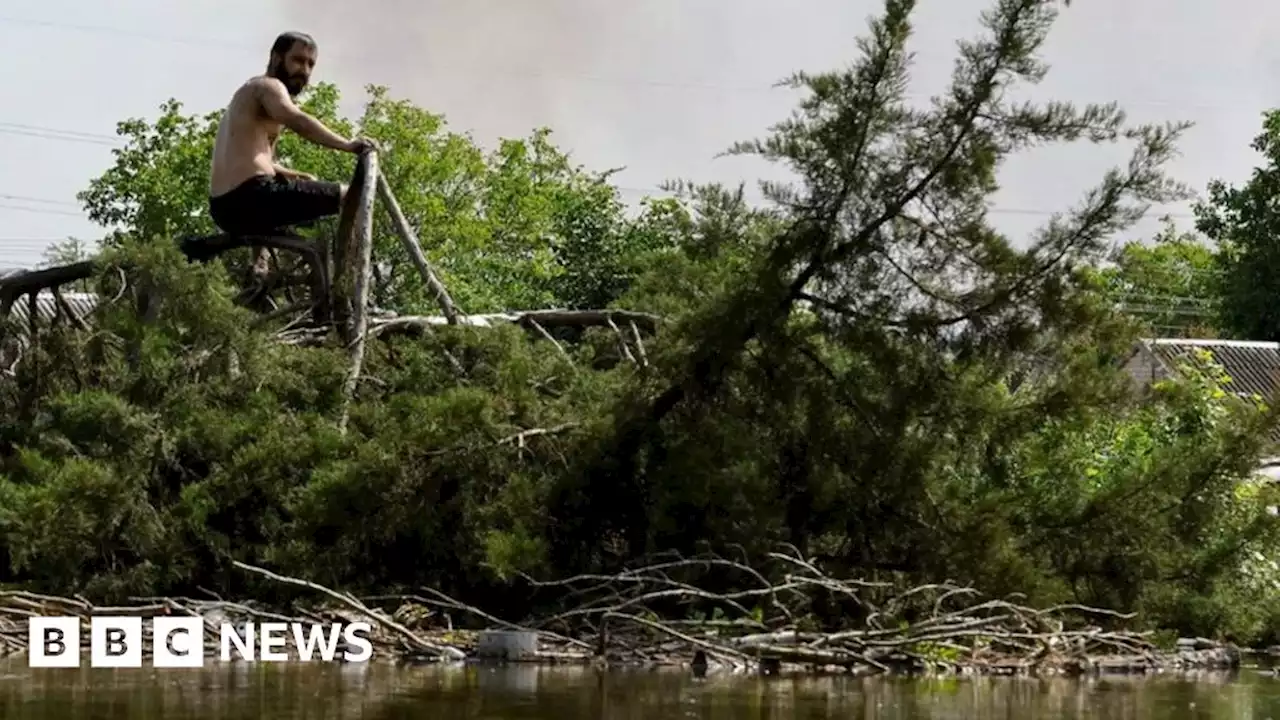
[0,550,1244,675]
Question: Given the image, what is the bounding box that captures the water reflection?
[3,658,1280,718]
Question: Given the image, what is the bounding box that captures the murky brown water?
[3,658,1280,718]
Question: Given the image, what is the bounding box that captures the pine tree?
[558,0,1203,574]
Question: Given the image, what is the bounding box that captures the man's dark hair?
[270,31,316,57]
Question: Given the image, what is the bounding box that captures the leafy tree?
[1092,217,1221,337]
[1010,349,1278,638]
[1195,109,1280,341]
[548,0,1280,629]
[37,238,98,293]
[40,238,97,267]
[76,83,687,314]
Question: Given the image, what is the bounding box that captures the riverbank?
[0,553,1258,677]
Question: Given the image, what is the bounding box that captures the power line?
[0,122,121,146]
[0,202,84,218]
[0,127,119,146]
[0,121,117,141]
[0,193,78,208]
[0,244,83,251]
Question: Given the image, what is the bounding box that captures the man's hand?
[346,136,381,155]
[274,165,316,181]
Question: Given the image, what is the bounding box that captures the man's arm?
[257,78,355,152]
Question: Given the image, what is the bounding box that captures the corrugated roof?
[1140,338,1280,403]
[2,291,98,332]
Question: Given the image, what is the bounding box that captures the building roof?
[1136,338,1280,403]
[5,290,98,329]
[1,263,99,331]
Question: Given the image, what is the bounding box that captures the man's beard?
[270,64,307,97]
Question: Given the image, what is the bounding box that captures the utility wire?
[0,193,79,207]
[0,122,121,146]
[0,202,84,218]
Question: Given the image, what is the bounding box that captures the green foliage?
[1008,349,1279,630]
[1091,218,1221,337]
[76,82,695,314]
[542,0,1280,640]
[2,0,1279,646]
[1195,109,1280,342]
[79,100,223,246]
[0,236,614,598]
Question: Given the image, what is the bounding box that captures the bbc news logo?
[27,617,373,668]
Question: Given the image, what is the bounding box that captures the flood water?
[3,658,1280,719]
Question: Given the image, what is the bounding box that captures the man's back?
[210,78,280,197]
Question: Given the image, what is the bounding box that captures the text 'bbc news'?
[27,617,373,668]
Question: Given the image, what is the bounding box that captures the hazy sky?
[1,0,1277,270]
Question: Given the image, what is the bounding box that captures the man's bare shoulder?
[245,75,285,89]
[228,77,293,123]
[238,75,288,99]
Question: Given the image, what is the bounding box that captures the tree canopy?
[4,0,1280,647]
[1091,218,1220,338]
[1193,109,1280,342]
[74,83,724,314]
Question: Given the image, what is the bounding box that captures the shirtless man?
[208,31,375,261]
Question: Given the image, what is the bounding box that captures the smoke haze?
[278,0,1280,246]
[276,0,922,201]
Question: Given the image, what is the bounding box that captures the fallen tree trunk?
[367,309,660,336]
[269,309,662,357]
[0,261,96,319]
